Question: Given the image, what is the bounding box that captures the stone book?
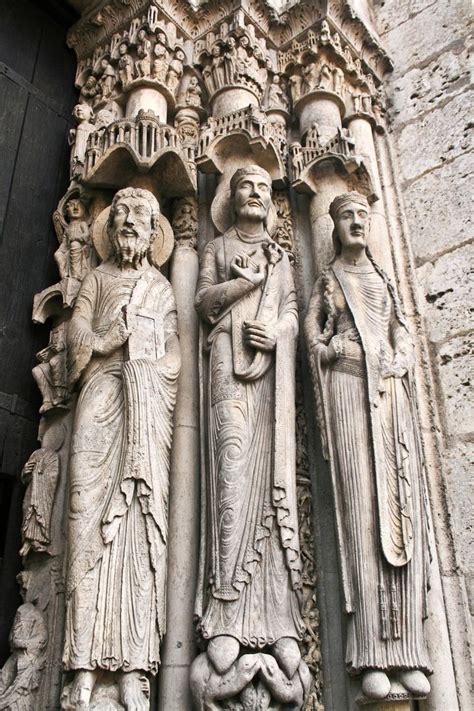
[123,303,165,361]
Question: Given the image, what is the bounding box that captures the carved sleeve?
[389,303,415,375]
[275,254,298,339]
[194,239,257,324]
[67,271,97,386]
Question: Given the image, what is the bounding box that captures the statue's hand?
[231,252,265,287]
[95,315,130,356]
[243,320,276,351]
[313,342,337,365]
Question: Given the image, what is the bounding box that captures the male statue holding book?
[62,187,180,710]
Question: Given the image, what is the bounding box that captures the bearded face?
[110,196,154,268]
[233,172,272,225]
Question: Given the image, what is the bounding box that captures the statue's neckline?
[339,262,375,274]
[234,228,268,244]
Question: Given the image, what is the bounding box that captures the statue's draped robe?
[195,228,304,647]
[63,263,178,673]
[306,261,431,674]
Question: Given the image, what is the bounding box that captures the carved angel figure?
[20,443,60,556]
[0,603,47,711]
[54,196,96,281]
[304,192,432,702]
[267,74,289,111]
[192,166,307,708]
[62,188,180,710]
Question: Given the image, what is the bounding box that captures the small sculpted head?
[65,197,87,221]
[137,29,146,41]
[240,36,249,48]
[107,187,160,268]
[230,165,272,228]
[73,103,93,123]
[119,42,128,55]
[329,191,370,254]
[157,31,167,44]
[211,44,221,57]
[175,49,185,62]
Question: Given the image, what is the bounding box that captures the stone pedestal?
[211,86,259,118]
[295,90,345,143]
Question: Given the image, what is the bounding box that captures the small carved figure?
[192,165,308,708]
[289,72,303,103]
[185,76,202,107]
[80,75,100,104]
[290,142,305,179]
[304,192,432,702]
[302,60,319,93]
[344,46,355,72]
[135,28,153,77]
[320,19,331,44]
[62,188,180,710]
[362,92,372,113]
[338,126,355,156]
[223,36,238,84]
[317,63,332,90]
[267,74,289,111]
[152,31,169,82]
[333,66,344,95]
[352,93,362,113]
[32,323,68,414]
[306,121,321,149]
[69,104,94,178]
[95,107,118,131]
[118,42,134,86]
[0,604,48,711]
[236,35,250,76]
[172,197,198,248]
[210,43,225,91]
[20,433,61,556]
[99,58,116,98]
[166,49,185,94]
[332,32,342,53]
[54,197,95,281]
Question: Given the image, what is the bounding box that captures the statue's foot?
[271,637,301,678]
[119,671,149,711]
[399,669,431,696]
[361,670,391,700]
[69,670,96,709]
[207,635,240,674]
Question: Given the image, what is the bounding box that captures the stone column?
[294,89,345,143]
[344,111,393,276]
[126,86,168,121]
[308,164,348,274]
[157,198,200,709]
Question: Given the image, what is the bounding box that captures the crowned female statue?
[305,192,432,702]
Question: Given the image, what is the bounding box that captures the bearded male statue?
[62,187,180,710]
[191,166,309,709]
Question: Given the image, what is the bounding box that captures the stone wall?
[373,0,473,697]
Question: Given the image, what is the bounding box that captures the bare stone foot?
[70,670,97,709]
[207,634,240,674]
[119,671,149,711]
[361,670,391,700]
[399,669,431,696]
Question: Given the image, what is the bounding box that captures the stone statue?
[62,187,180,710]
[192,166,307,708]
[166,49,185,93]
[267,74,289,111]
[152,32,169,82]
[210,43,225,91]
[223,36,238,84]
[20,428,62,556]
[304,192,432,701]
[32,322,69,414]
[69,104,94,178]
[54,196,96,281]
[118,42,134,86]
[80,75,100,104]
[135,28,152,78]
[185,76,202,107]
[0,603,48,710]
[99,58,116,99]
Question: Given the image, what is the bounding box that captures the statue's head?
[73,103,93,123]
[107,187,160,268]
[65,197,87,221]
[329,191,370,255]
[9,603,47,655]
[230,165,272,228]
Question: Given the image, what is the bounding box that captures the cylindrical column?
[126,86,167,122]
[158,199,200,710]
[295,90,345,143]
[308,163,347,274]
[345,114,393,277]
[211,86,258,118]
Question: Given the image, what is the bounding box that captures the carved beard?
[111,231,150,268]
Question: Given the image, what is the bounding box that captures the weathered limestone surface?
[374,0,473,706]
